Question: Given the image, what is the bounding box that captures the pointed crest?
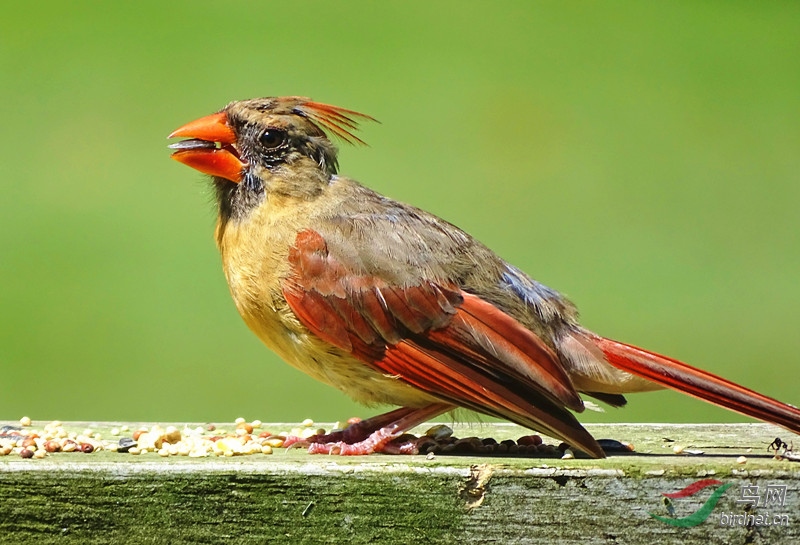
[295,101,378,145]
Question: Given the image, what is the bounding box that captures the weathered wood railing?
[1,422,797,544]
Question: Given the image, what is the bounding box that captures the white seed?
[120,425,130,432]
[235,417,246,424]
[128,447,141,455]
[736,456,747,464]
[673,445,685,455]
[110,428,120,436]
[261,445,273,455]
[251,420,262,428]
[33,449,46,459]
[19,416,31,427]
[302,418,314,427]
[561,448,575,460]
[300,428,318,439]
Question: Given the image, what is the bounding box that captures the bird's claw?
[306,425,410,455]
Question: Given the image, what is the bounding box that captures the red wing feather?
[282,229,603,456]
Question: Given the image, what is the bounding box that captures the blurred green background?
[1,2,798,427]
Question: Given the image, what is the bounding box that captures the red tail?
[593,336,800,435]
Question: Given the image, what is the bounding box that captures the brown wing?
[282,229,603,457]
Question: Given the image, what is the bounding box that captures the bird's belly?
[239,306,437,408]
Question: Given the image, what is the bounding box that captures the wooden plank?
[1,422,798,544]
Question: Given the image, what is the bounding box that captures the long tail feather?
[592,335,800,434]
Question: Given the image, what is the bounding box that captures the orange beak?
[168,112,245,183]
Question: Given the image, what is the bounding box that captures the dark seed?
[597,439,634,453]
[518,435,543,446]
[168,138,217,151]
[415,438,437,452]
[20,449,34,459]
[452,439,476,453]
[117,438,137,453]
[81,443,94,453]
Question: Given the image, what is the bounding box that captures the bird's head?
[168,96,375,219]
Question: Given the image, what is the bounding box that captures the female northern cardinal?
[168,97,800,457]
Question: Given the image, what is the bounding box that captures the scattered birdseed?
[19,417,31,427]
[0,418,597,460]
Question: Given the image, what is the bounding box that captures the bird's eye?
[259,129,287,149]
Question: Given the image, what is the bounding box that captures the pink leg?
[291,404,451,455]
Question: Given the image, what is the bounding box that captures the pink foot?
[293,404,452,456]
[308,425,403,455]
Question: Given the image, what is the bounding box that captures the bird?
[168,96,800,458]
